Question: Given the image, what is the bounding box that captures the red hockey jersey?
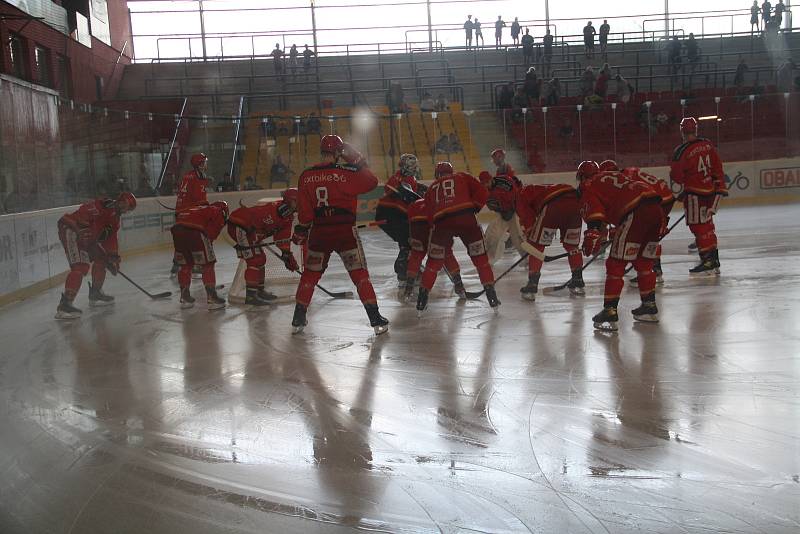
[59,198,122,253]
[579,171,660,226]
[517,183,576,226]
[173,204,226,240]
[227,201,293,252]
[424,172,488,223]
[175,169,210,212]
[623,167,674,206]
[669,138,726,195]
[297,161,378,226]
[407,198,431,226]
[376,171,421,213]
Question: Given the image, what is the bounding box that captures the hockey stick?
[117,269,172,299]
[156,198,177,211]
[543,240,612,294]
[623,213,686,275]
[263,244,354,299]
[233,220,387,252]
[461,249,574,299]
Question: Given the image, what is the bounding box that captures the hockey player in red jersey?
[375,153,427,283]
[516,183,584,301]
[291,135,389,335]
[403,198,466,301]
[417,162,499,313]
[577,161,665,331]
[55,192,137,319]
[483,148,531,263]
[171,201,229,310]
[669,117,727,275]
[610,161,675,284]
[227,188,299,307]
[172,153,211,275]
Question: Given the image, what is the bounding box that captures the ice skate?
[520,272,540,301]
[291,303,307,334]
[592,307,619,331]
[632,302,659,323]
[205,286,226,311]
[453,281,467,300]
[55,294,82,320]
[88,283,114,307]
[257,288,278,301]
[416,288,429,317]
[484,284,501,310]
[567,270,585,296]
[690,252,720,276]
[688,241,698,254]
[179,287,195,309]
[365,304,389,335]
[245,288,271,309]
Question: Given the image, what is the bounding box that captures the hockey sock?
[690,221,718,253]
[421,258,443,290]
[604,257,627,301]
[406,250,425,281]
[295,269,323,306]
[201,263,216,287]
[245,257,266,287]
[443,251,461,275]
[528,244,546,273]
[91,261,107,289]
[178,265,192,287]
[349,268,378,305]
[565,244,583,271]
[65,266,87,298]
[471,253,495,285]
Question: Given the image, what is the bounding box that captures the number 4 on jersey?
[697,154,712,177]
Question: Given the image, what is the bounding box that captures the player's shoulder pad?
[672,139,701,161]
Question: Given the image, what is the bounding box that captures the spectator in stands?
[524,66,541,105]
[580,67,596,98]
[599,20,610,55]
[615,73,633,103]
[262,117,277,137]
[751,1,762,32]
[686,33,700,71]
[449,133,463,152]
[511,86,527,121]
[734,58,749,90]
[521,28,535,66]
[464,15,474,49]
[435,93,449,111]
[243,176,262,191]
[420,92,436,112]
[302,44,316,79]
[435,134,451,153]
[762,1,772,28]
[495,16,507,49]
[594,63,612,98]
[307,113,321,134]
[775,0,785,27]
[289,44,299,78]
[135,177,156,198]
[511,17,521,46]
[668,35,682,74]
[271,44,284,77]
[777,58,796,92]
[270,156,292,186]
[544,77,561,106]
[216,172,235,192]
[543,29,554,73]
[498,82,514,109]
[558,121,574,139]
[583,21,596,59]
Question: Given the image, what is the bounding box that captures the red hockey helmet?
[478,170,493,186]
[320,134,345,155]
[598,159,619,172]
[491,148,506,165]
[212,200,229,220]
[576,160,600,181]
[190,153,208,168]
[116,191,137,212]
[680,117,698,135]
[281,187,298,203]
[435,161,454,178]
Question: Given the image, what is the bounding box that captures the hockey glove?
[582,228,602,257]
[106,253,121,276]
[501,210,514,222]
[342,143,365,166]
[416,182,428,196]
[486,198,502,212]
[281,250,300,272]
[292,224,309,246]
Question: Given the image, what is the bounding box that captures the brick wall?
[0,0,132,103]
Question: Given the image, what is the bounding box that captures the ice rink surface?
[1,203,799,533]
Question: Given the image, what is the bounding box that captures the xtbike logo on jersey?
[760,167,800,189]
[121,212,176,233]
[304,173,348,184]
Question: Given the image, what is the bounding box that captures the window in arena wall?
[34,45,52,87]
[8,33,27,80]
